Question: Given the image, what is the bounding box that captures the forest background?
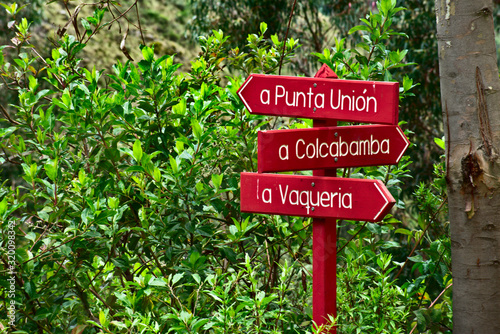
[1,0,499,333]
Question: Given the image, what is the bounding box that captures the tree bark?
[435,0,500,332]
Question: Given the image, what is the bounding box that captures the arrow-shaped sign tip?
[373,181,396,221]
[396,126,410,163]
[237,76,254,114]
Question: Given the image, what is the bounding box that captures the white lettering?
[331,89,341,109]
[315,93,325,109]
[286,90,295,106]
[289,190,299,205]
[340,137,348,157]
[359,139,370,155]
[371,136,380,155]
[367,96,377,113]
[297,91,306,108]
[262,188,272,203]
[330,88,378,113]
[306,143,315,159]
[273,184,353,214]
[342,95,351,111]
[381,139,390,154]
[279,145,289,160]
[261,87,381,113]
[320,192,330,207]
[330,141,338,158]
[319,142,329,158]
[299,191,310,214]
[342,193,352,209]
[287,135,392,163]
[275,85,285,105]
[279,184,289,204]
[296,139,305,159]
[307,88,314,108]
[356,95,366,111]
[260,89,270,104]
[350,141,359,156]
[330,192,339,207]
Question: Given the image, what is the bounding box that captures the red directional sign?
[258,125,410,172]
[240,172,395,222]
[237,74,399,124]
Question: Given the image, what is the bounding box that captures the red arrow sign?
[258,125,410,172]
[237,74,399,124]
[240,172,395,222]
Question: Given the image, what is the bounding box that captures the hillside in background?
[31,0,197,71]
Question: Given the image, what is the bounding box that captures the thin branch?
[0,104,21,125]
[134,1,146,45]
[409,283,453,334]
[337,221,368,254]
[394,197,447,279]
[83,0,140,45]
[278,0,298,75]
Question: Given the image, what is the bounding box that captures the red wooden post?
[313,64,338,333]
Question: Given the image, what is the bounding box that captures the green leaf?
[190,251,201,266]
[173,98,186,115]
[169,155,178,174]
[381,240,400,249]
[141,46,154,62]
[0,197,7,217]
[35,89,51,102]
[172,273,183,285]
[366,222,382,234]
[44,160,57,181]
[229,225,238,236]
[434,137,445,150]
[153,167,161,182]
[349,25,369,35]
[192,273,201,284]
[211,174,223,192]
[28,75,38,91]
[148,278,167,287]
[191,119,202,140]
[25,232,36,242]
[259,22,267,35]
[33,307,51,321]
[133,139,143,162]
[81,18,92,36]
[271,34,279,46]
[192,318,210,331]
[395,228,412,236]
[99,310,108,327]
[125,166,144,173]
[0,126,16,138]
[408,255,424,263]
[25,281,36,298]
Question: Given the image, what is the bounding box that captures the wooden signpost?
[237,65,406,333]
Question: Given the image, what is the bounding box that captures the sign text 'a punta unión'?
[237,74,400,124]
[240,172,395,222]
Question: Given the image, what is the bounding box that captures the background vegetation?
[0,0,462,333]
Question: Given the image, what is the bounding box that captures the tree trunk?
[435,0,500,332]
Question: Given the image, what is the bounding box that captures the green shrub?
[0,1,450,333]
